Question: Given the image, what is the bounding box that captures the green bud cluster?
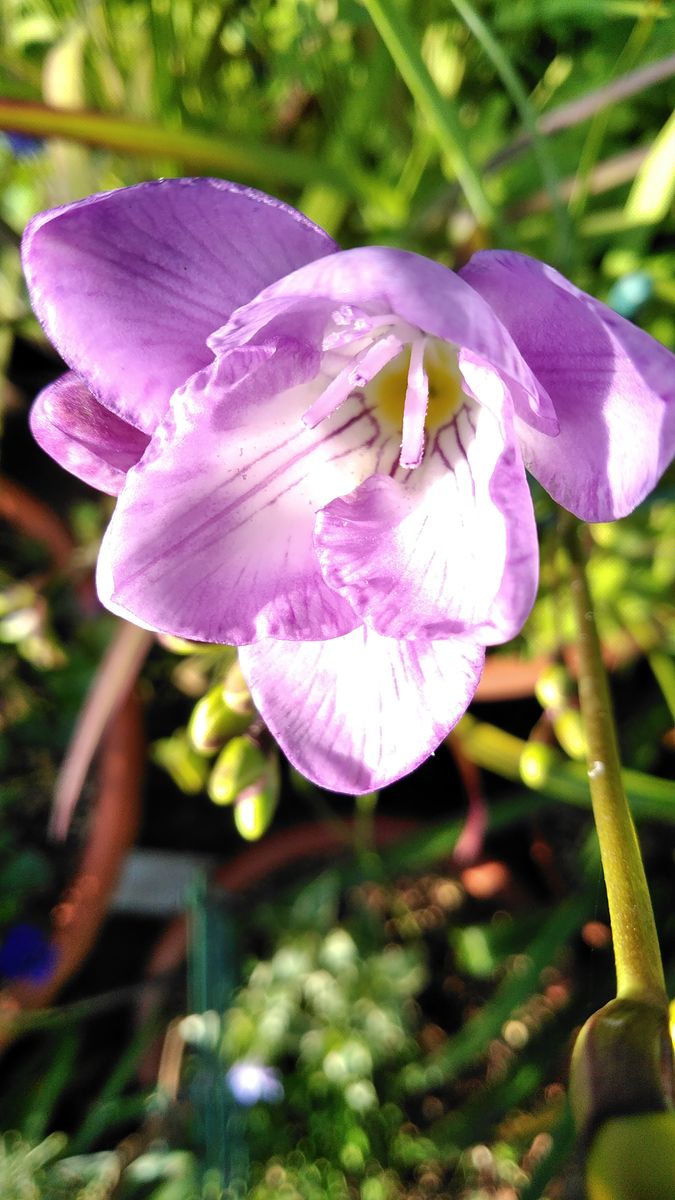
[535,662,586,761]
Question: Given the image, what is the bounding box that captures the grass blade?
[361,0,494,225]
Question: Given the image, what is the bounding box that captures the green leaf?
[625,111,675,225]
[0,99,357,195]
[455,717,675,822]
[403,891,591,1091]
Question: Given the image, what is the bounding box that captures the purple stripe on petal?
[30,373,150,495]
[315,399,538,645]
[97,344,389,644]
[239,627,485,793]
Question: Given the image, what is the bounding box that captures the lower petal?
[239,626,485,793]
[97,342,382,644]
[315,396,538,645]
[29,373,150,495]
[461,250,675,520]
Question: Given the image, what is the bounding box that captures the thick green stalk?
[566,521,666,1004]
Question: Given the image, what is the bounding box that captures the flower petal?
[227,246,559,436]
[460,250,675,519]
[97,341,384,643]
[315,386,538,644]
[29,372,150,495]
[22,179,337,435]
[239,627,485,793]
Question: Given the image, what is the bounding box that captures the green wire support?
[188,874,247,1193]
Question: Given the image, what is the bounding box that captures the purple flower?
[22,181,675,793]
[0,923,57,983]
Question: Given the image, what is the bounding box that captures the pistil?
[400,336,429,468]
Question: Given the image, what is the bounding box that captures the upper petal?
[226,246,559,436]
[22,178,338,435]
[96,340,383,644]
[460,250,675,520]
[29,372,150,496]
[239,626,485,793]
[314,382,538,645]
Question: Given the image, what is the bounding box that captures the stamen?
[399,337,429,469]
[322,305,373,351]
[368,314,421,342]
[302,333,403,429]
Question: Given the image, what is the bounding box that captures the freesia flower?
[23,180,675,793]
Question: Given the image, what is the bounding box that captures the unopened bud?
[222,660,253,716]
[535,665,586,760]
[234,761,280,841]
[570,996,674,1145]
[586,1112,675,1200]
[188,684,252,753]
[0,582,36,618]
[152,730,210,795]
[535,663,572,711]
[552,709,587,761]
[0,605,43,643]
[208,736,267,807]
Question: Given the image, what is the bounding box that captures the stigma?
[366,337,465,468]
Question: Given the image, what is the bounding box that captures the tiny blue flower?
[0,923,57,983]
[226,1060,284,1106]
[4,132,43,159]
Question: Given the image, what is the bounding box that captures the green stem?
[361,0,494,226]
[565,519,666,1005]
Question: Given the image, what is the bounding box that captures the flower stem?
[564,517,666,1005]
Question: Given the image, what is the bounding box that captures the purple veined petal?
[239,626,485,793]
[22,178,338,436]
[314,384,538,645]
[29,372,150,496]
[208,295,341,357]
[228,246,559,437]
[96,339,388,644]
[460,250,675,520]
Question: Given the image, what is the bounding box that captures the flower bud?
[552,708,587,761]
[0,582,36,619]
[570,996,674,1144]
[586,1112,675,1200]
[152,729,210,794]
[208,736,268,808]
[535,663,586,760]
[233,765,279,841]
[188,683,252,754]
[535,663,572,711]
[222,660,253,716]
